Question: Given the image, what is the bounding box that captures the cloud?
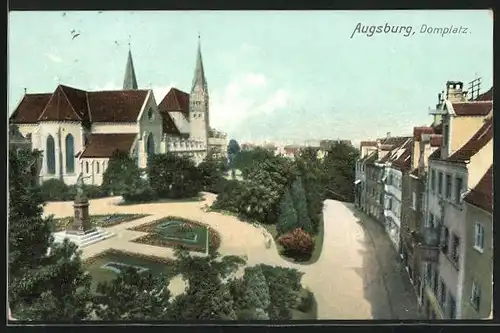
[45,53,62,63]
[209,72,293,135]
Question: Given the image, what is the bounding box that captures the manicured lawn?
[128,216,220,253]
[262,214,324,265]
[52,214,149,232]
[83,249,176,291]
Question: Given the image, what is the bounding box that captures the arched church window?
[148,108,154,122]
[65,134,75,173]
[86,161,89,174]
[96,161,100,174]
[146,133,155,158]
[46,135,56,174]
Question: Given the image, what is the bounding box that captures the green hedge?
[41,179,108,202]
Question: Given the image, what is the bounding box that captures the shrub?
[296,288,314,312]
[122,184,157,203]
[101,150,142,196]
[277,228,315,259]
[276,188,298,236]
[40,179,69,201]
[242,266,271,311]
[148,153,202,199]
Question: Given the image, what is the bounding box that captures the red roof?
[79,133,137,158]
[87,90,149,122]
[158,88,190,117]
[474,87,493,101]
[10,85,149,124]
[413,127,434,141]
[360,141,377,147]
[430,134,442,147]
[161,111,181,135]
[452,101,492,116]
[10,93,52,123]
[464,165,492,213]
[391,142,412,171]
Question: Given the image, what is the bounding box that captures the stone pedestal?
[67,198,95,235]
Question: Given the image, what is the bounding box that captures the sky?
[8,10,493,145]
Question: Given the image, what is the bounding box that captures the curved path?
[44,194,420,320]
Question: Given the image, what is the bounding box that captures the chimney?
[445,81,466,102]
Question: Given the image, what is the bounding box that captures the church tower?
[123,44,138,90]
[189,35,209,145]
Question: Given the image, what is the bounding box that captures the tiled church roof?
[10,85,149,124]
[158,88,190,117]
[10,93,52,123]
[79,133,137,158]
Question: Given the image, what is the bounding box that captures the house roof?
[79,133,137,158]
[380,136,412,147]
[391,139,413,171]
[10,93,53,123]
[363,151,378,164]
[413,127,435,141]
[464,165,492,213]
[429,148,441,160]
[430,134,442,147]
[360,141,377,147]
[447,117,493,163]
[452,101,493,116]
[10,85,149,124]
[474,87,493,101]
[158,88,190,118]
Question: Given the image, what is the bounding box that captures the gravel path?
[43,194,420,319]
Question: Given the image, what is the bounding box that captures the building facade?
[9,39,227,186]
[421,86,493,319]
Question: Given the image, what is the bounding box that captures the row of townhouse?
[354,80,493,319]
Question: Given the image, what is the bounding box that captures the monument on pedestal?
[52,173,115,248]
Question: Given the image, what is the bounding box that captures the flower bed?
[84,248,176,267]
[52,214,148,231]
[128,216,221,253]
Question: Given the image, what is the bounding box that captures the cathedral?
[9,38,227,186]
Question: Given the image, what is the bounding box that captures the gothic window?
[85,161,89,174]
[46,135,56,174]
[148,108,154,122]
[96,161,100,174]
[146,133,155,158]
[65,134,75,173]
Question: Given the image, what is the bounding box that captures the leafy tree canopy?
[101,150,142,196]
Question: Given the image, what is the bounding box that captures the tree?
[197,155,225,192]
[295,148,326,233]
[148,153,202,199]
[322,142,360,203]
[276,188,298,236]
[93,268,171,320]
[227,139,241,170]
[241,266,270,318]
[290,177,312,233]
[168,249,246,320]
[101,150,142,196]
[9,149,93,321]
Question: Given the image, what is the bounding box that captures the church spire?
[123,39,138,90]
[191,33,208,93]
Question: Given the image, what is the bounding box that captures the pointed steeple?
[123,41,138,90]
[191,34,208,93]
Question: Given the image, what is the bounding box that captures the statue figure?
[75,172,90,201]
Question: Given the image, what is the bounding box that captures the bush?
[41,179,107,201]
[40,179,69,201]
[148,154,202,199]
[290,177,313,233]
[277,228,315,259]
[296,288,314,312]
[122,183,157,203]
[101,151,142,196]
